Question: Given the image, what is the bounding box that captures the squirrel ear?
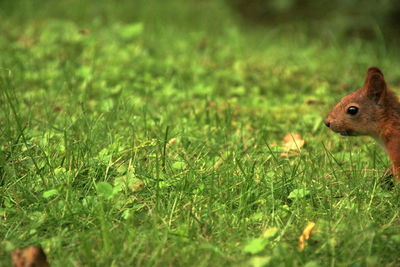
[364,66,387,102]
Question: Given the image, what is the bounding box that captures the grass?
[1,0,400,266]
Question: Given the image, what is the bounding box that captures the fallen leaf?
[305,99,326,105]
[53,106,63,112]
[18,36,35,48]
[280,133,305,158]
[11,246,49,267]
[80,29,90,34]
[167,138,177,147]
[198,37,207,50]
[298,221,316,250]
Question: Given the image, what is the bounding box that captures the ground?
[1,0,400,266]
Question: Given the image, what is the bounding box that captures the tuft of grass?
[1,0,400,266]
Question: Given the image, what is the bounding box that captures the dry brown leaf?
[298,221,316,250]
[280,133,305,158]
[197,37,207,50]
[132,180,145,192]
[11,246,49,267]
[304,99,326,105]
[80,29,90,34]
[18,36,35,48]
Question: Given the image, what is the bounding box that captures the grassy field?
[1,0,400,266]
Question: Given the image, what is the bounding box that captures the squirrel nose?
[324,119,330,128]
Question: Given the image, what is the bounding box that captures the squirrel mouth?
[328,125,358,136]
[339,130,356,136]
[329,127,356,136]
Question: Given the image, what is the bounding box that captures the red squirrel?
[324,67,400,182]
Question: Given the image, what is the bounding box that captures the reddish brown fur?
[11,246,49,267]
[325,67,400,182]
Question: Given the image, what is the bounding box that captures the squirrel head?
[324,67,394,137]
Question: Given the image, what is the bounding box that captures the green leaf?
[288,188,310,199]
[390,235,400,242]
[54,167,66,176]
[42,189,59,199]
[2,241,15,252]
[304,261,319,267]
[96,182,114,199]
[0,209,6,216]
[249,255,272,267]
[122,209,131,220]
[114,167,144,193]
[243,238,268,254]
[262,227,278,239]
[172,161,186,170]
[120,23,143,40]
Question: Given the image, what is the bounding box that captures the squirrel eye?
[347,106,358,115]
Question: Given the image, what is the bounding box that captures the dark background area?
[1,0,399,41]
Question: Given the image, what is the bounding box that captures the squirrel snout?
[324,119,330,128]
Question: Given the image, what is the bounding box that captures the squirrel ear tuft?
[364,66,386,102]
[366,67,384,77]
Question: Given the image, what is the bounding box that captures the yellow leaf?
[298,221,316,250]
[167,138,177,147]
[280,133,305,158]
